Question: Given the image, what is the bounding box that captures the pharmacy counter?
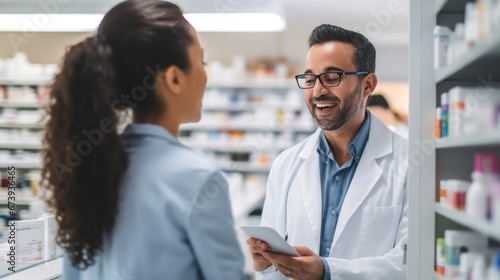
[0,257,62,279]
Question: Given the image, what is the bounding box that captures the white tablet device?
[241,226,300,257]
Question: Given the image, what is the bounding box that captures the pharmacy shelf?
[220,162,270,173]
[0,194,40,207]
[0,142,43,150]
[181,122,314,132]
[434,0,468,15]
[0,161,41,169]
[0,122,45,129]
[0,256,62,280]
[183,142,291,152]
[0,77,52,86]
[202,103,289,111]
[206,79,297,90]
[434,0,447,15]
[231,186,266,220]
[436,132,500,149]
[0,102,47,109]
[435,203,500,241]
[435,31,500,83]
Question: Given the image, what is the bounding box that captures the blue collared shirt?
[319,111,371,280]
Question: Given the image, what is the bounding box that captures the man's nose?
[312,78,329,97]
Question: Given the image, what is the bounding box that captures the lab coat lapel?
[332,116,391,246]
[297,129,322,249]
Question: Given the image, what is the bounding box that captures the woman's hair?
[367,94,390,109]
[367,94,403,121]
[308,24,376,73]
[42,0,194,268]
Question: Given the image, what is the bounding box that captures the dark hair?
[367,94,390,109]
[42,0,193,269]
[308,24,376,73]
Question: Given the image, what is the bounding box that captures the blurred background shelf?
[0,161,42,169]
[0,122,45,129]
[0,77,52,86]
[0,102,47,109]
[182,141,291,152]
[180,122,314,132]
[0,142,43,150]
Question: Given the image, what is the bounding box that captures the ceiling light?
[0,14,103,32]
[0,12,286,33]
[184,13,286,32]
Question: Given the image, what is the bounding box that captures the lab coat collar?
[296,114,394,248]
[299,114,392,161]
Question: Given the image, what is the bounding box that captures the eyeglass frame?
[294,71,368,89]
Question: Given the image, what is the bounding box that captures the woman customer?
[42,1,245,279]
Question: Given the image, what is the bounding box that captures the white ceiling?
[0,0,409,45]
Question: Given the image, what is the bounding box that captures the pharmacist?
[247,24,408,280]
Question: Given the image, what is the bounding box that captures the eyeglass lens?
[297,72,341,88]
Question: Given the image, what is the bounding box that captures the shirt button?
[326,248,330,253]
[330,209,336,215]
[335,176,340,181]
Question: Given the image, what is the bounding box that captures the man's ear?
[161,66,184,96]
[363,73,378,98]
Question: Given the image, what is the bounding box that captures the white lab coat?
[257,115,408,280]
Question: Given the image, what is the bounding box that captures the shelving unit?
[183,141,291,152]
[180,78,314,194]
[0,142,42,150]
[0,78,49,220]
[409,1,500,279]
[435,204,500,241]
[435,30,500,82]
[181,122,312,132]
[436,132,500,149]
[0,102,47,109]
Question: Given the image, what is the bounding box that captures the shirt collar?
[348,111,371,163]
[121,123,180,145]
[316,110,371,164]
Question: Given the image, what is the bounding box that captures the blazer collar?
[121,123,181,146]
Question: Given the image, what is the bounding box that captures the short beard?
[309,81,363,130]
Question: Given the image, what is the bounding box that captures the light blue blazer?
[63,123,246,280]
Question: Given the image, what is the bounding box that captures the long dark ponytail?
[42,0,194,268]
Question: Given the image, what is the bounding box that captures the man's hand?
[247,238,273,271]
[262,246,325,280]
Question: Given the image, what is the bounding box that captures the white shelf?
[0,122,45,129]
[0,194,41,206]
[436,132,500,149]
[434,0,468,15]
[230,186,266,220]
[206,79,297,89]
[220,162,270,173]
[0,102,47,108]
[0,77,52,86]
[435,203,500,241]
[435,31,500,82]
[0,161,41,169]
[434,0,447,15]
[181,122,314,132]
[202,103,288,111]
[183,141,291,152]
[0,142,43,150]
[0,256,62,280]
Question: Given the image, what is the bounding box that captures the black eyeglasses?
[294,71,368,89]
